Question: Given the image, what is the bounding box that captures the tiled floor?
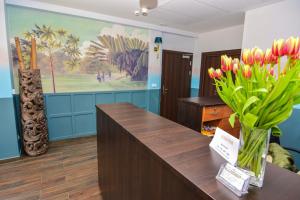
[0,136,102,200]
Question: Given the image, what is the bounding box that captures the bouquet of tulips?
[208,37,300,179]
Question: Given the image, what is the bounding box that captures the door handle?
[162,85,168,95]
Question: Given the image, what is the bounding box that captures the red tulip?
[232,58,240,74]
[268,67,274,76]
[242,65,252,78]
[252,47,264,65]
[221,55,233,72]
[264,49,272,64]
[264,48,278,64]
[208,67,215,78]
[215,69,223,79]
[283,37,300,56]
[242,49,254,65]
[272,39,285,57]
[291,52,300,60]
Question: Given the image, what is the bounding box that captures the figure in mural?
[7,5,149,93]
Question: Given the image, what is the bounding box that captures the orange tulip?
[272,39,285,57]
[232,58,240,74]
[215,69,223,79]
[242,49,254,65]
[252,47,264,65]
[221,55,233,72]
[208,67,215,78]
[242,65,252,78]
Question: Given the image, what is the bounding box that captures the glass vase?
[236,124,271,187]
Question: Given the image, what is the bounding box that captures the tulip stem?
[278,57,281,78]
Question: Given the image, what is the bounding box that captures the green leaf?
[271,126,282,137]
[242,96,260,114]
[233,86,243,93]
[262,101,293,129]
[229,112,237,128]
[251,88,268,93]
[243,112,258,128]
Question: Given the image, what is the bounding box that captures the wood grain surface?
[0,136,102,200]
[97,103,300,200]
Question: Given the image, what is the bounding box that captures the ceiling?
[29,0,283,33]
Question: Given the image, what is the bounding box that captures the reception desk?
[96,103,300,200]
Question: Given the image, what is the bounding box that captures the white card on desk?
[209,128,239,165]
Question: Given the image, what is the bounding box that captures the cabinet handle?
[209,108,219,115]
[209,111,219,115]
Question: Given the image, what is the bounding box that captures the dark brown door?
[160,50,193,122]
[200,49,241,97]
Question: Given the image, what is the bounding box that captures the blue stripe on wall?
[0,66,13,98]
[0,97,20,160]
[43,89,160,141]
[190,88,199,97]
[279,108,300,168]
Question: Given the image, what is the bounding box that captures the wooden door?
[160,50,193,122]
[199,49,241,97]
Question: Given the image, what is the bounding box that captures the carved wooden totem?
[18,69,48,156]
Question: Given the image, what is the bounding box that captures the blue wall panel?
[148,89,160,114]
[73,94,95,113]
[95,93,114,104]
[115,92,131,103]
[44,89,160,141]
[74,113,95,136]
[190,88,199,97]
[48,116,73,140]
[46,95,72,115]
[132,91,146,108]
[0,98,20,159]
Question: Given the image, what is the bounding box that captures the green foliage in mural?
[86,35,148,81]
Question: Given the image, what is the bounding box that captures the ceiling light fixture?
[134,10,140,16]
[134,0,157,16]
[141,7,148,16]
[134,7,148,16]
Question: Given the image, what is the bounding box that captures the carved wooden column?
[18,69,48,156]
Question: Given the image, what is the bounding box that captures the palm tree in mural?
[56,29,67,37]
[21,24,81,93]
[63,34,81,70]
[86,34,148,81]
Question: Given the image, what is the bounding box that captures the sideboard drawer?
[202,105,232,121]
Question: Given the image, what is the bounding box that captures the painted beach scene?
[6,5,149,93]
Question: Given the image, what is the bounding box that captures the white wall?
[192,25,244,88]
[242,0,300,49]
[162,33,196,53]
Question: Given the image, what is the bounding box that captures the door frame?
[199,49,241,96]
[160,49,193,118]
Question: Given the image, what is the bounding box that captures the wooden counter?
[96,103,300,200]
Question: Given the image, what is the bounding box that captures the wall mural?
[6,5,149,93]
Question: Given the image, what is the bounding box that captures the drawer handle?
[209,111,219,115]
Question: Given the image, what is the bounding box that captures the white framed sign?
[209,128,239,165]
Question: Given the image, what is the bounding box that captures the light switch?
[151,83,157,88]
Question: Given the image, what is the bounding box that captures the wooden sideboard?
[96,103,300,200]
[177,97,240,138]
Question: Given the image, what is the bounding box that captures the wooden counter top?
[97,103,300,200]
[178,96,225,107]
